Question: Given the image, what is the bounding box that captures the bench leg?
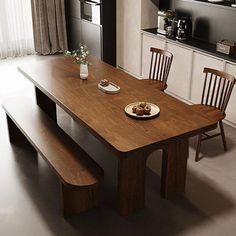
[6,115,36,154]
[60,182,99,218]
[35,87,57,122]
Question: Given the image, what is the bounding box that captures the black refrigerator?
[65,0,116,67]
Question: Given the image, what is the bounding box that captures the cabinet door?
[190,52,224,104]
[70,17,82,49]
[225,63,236,124]
[166,43,192,100]
[81,20,102,59]
[141,34,166,79]
[69,0,81,19]
[117,0,141,76]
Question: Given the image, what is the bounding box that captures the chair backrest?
[149,47,173,86]
[201,67,236,113]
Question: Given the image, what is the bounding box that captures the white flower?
[64,43,89,64]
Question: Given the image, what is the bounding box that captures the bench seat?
[2,97,104,217]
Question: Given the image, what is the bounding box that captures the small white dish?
[98,82,120,94]
[124,102,160,120]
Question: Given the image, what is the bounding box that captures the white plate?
[98,82,120,94]
[124,102,160,120]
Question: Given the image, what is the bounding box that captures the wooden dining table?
[18,56,217,216]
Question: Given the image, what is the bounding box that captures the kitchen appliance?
[66,0,116,66]
[80,0,101,25]
[157,10,175,35]
[176,17,192,41]
[165,17,178,39]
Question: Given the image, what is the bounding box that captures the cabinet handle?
[83,0,101,6]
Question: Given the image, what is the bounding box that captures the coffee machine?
[176,17,192,41]
[157,10,175,35]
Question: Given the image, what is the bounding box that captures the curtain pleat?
[0,0,35,59]
[31,0,68,55]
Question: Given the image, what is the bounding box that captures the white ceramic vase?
[80,63,88,80]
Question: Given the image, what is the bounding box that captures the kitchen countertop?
[142,28,236,64]
[182,0,236,11]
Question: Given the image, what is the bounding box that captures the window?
[0,0,34,59]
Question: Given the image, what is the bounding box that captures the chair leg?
[195,134,202,162]
[219,120,227,151]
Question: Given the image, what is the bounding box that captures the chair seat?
[141,79,167,91]
[191,104,225,121]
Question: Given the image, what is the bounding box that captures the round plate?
[124,102,160,119]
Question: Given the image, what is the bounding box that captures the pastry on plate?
[144,104,151,115]
[139,102,147,108]
[100,79,109,87]
[132,102,152,116]
[136,106,144,115]
[132,105,137,113]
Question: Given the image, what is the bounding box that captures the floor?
[0,56,236,236]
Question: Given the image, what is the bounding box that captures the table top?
[18,56,217,153]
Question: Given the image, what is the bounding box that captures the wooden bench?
[2,97,104,218]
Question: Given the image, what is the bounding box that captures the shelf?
[181,0,236,11]
[142,28,236,64]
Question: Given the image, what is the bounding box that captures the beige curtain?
[31,0,68,55]
[0,0,34,59]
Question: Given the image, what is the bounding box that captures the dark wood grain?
[6,115,37,154]
[18,55,218,215]
[161,138,189,197]
[18,56,217,153]
[35,87,57,121]
[60,182,100,218]
[118,149,153,215]
[2,97,103,217]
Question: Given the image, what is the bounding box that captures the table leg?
[118,151,148,216]
[35,87,57,122]
[161,138,189,198]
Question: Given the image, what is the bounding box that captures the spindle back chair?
[201,67,235,114]
[193,67,236,161]
[148,47,173,91]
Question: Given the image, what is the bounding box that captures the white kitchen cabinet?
[166,42,193,100]
[225,62,236,124]
[141,34,166,78]
[141,35,192,100]
[141,32,236,126]
[117,0,142,75]
[117,0,158,76]
[190,52,225,104]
